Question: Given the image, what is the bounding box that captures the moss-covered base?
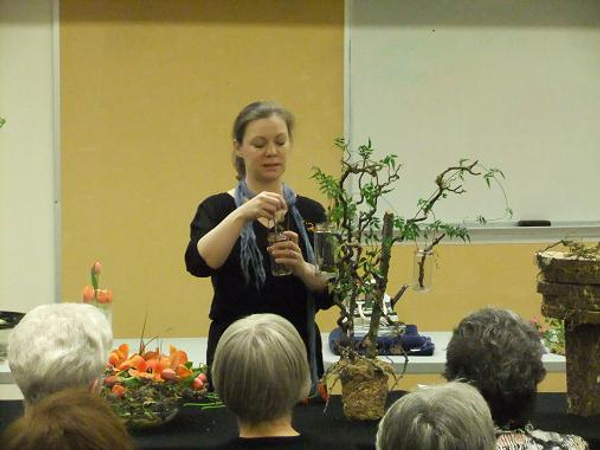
[537,251,600,285]
[339,357,391,421]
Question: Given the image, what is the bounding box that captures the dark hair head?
[232,101,294,180]
[2,388,135,450]
[444,308,546,429]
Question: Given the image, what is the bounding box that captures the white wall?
[0,0,57,312]
[349,0,600,226]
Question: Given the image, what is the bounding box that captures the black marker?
[517,220,551,227]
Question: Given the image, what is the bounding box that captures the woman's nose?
[265,143,278,155]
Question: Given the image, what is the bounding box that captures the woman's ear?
[233,139,242,157]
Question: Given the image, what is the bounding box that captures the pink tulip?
[191,376,205,391]
[93,261,102,275]
[160,368,177,381]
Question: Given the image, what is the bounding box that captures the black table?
[1,393,599,449]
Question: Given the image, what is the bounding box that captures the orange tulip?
[82,285,95,303]
[111,384,126,398]
[176,365,193,379]
[118,343,129,359]
[96,289,113,304]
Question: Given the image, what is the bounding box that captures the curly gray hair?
[444,307,546,428]
[376,381,496,450]
[8,303,112,405]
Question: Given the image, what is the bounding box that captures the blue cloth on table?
[328,325,435,356]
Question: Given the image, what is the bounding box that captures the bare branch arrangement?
[312,138,511,360]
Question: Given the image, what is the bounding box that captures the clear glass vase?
[95,302,113,331]
[313,223,339,280]
[413,249,434,292]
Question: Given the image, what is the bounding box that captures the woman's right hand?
[237,191,286,222]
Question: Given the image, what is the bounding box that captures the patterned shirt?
[496,424,588,450]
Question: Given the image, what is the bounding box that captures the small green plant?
[530,316,565,355]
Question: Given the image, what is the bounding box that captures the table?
[0,332,567,390]
[1,393,598,450]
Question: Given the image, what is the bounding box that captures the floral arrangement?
[530,316,565,355]
[101,341,219,428]
[82,261,113,306]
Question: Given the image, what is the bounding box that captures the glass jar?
[313,223,339,280]
[413,249,434,292]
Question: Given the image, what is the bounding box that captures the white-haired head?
[8,303,112,405]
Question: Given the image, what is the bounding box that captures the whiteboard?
[348,0,600,225]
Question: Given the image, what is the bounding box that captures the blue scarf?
[234,179,315,288]
[234,179,319,389]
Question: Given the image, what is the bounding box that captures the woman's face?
[235,115,291,186]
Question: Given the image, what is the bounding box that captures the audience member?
[8,303,112,406]
[376,381,496,450]
[445,307,588,450]
[2,387,135,450]
[212,313,324,449]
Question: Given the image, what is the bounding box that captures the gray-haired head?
[444,307,546,429]
[212,313,310,425]
[8,303,112,405]
[231,101,295,181]
[376,381,496,450]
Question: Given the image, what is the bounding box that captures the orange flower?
[111,384,126,398]
[317,382,329,401]
[107,344,129,369]
[96,289,113,304]
[82,285,95,303]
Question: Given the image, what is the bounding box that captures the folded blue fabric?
[328,325,435,356]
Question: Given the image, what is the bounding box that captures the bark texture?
[537,251,600,416]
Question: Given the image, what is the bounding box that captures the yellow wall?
[60,1,344,337]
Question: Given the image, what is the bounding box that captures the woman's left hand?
[267,231,309,276]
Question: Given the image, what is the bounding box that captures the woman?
[185,101,333,385]
[212,314,316,449]
[444,308,588,450]
[376,381,496,450]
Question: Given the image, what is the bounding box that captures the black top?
[212,435,330,450]
[185,193,333,371]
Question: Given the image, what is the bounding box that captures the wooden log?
[538,282,600,312]
[537,251,600,285]
[537,251,600,415]
[564,322,600,416]
[542,300,600,325]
